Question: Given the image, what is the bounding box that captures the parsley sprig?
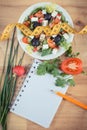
[37,59,75,87]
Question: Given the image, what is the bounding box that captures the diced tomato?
[61,58,83,75]
[57,13,61,17]
[54,17,60,24]
[33,47,38,52]
[38,18,44,23]
[34,10,44,18]
[29,15,33,19]
[47,38,56,48]
[23,21,30,27]
[22,37,28,44]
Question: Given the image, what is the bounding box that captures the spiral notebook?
[10,59,69,128]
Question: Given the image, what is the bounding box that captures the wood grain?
[0,0,87,130]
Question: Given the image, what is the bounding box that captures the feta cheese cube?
[29,36,34,39]
[57,15,61,20]
[31,17,38,22]
[42,20,48,26]
[52,48,58,54]
[42,10,46,14]
[51,11,58,17]
[40,34,45,41]
[63,33,69,40]
[52,35,57,38]
[42,44,49,50]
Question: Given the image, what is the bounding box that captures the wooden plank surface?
[0,0,87,130]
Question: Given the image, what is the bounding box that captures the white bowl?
[17,2,74,60]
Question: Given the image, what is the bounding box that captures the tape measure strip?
[0,23,87,41]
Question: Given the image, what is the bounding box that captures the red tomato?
[22,37,28,44]
[54,17,60,24]
[33,47,38,52]
[13,66,25,76]
[23,21,30,27]
[47,38,56,48]
[61,58,83,75]
[34,11,44,18]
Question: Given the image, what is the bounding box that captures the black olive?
[54,35,61,45]
[50,36,54,40]
[33,22,41,29]
[31,38,40,46]
[44,13,52,20]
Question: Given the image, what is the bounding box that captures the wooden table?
[0,0,87,130]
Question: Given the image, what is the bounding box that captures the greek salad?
[22,5,70,56]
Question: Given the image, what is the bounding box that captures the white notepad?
[10,59,69,128]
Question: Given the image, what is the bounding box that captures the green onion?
[0,28,25,130]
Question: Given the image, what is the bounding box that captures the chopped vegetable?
[21,5,70,56]
[22,37,29,44]
[47,38,56,48]
[37,59,75,87]
[61,58,83,75]
[13,66,25,76]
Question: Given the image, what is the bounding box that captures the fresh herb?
[65,46,80,57]
[0,29,25,130]
[37,59,75,87]
[59,36,70,50]
[30,7,43,15]
[30,23,34,30]
[67,79,75,86]
[55,77,67,87]
[41,48,52,56]
[55,77,75,87]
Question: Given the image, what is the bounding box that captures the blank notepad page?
[10,59,69,128]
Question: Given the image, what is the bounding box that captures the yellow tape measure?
[0,22,87,41]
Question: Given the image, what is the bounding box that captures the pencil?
[51,90,87,110]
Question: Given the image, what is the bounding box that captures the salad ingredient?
[22,37,29,44]
[65,46,80,57]
[40,33,46,41]
[34,10,44,18]
[54,17,60,24]
[61,58,83,75]
[42,44,49,50]
[55,78,75,87]
[13,66,25,76]
[41,48,52,56]
[31,37,40,46]
[44,13,52,20]
[23,21,30,27]
[63,33,69,40]
[47,38,56,48]
[22,5,70,56]
[42,20,48,26]
[37,59,75,87]
[33,21,41,29]
[54,34,61,45]
[31,17,38,22]
[51,10,58,17]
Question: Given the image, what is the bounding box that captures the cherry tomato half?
[61,58,83,75]
[22,37,28,44]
